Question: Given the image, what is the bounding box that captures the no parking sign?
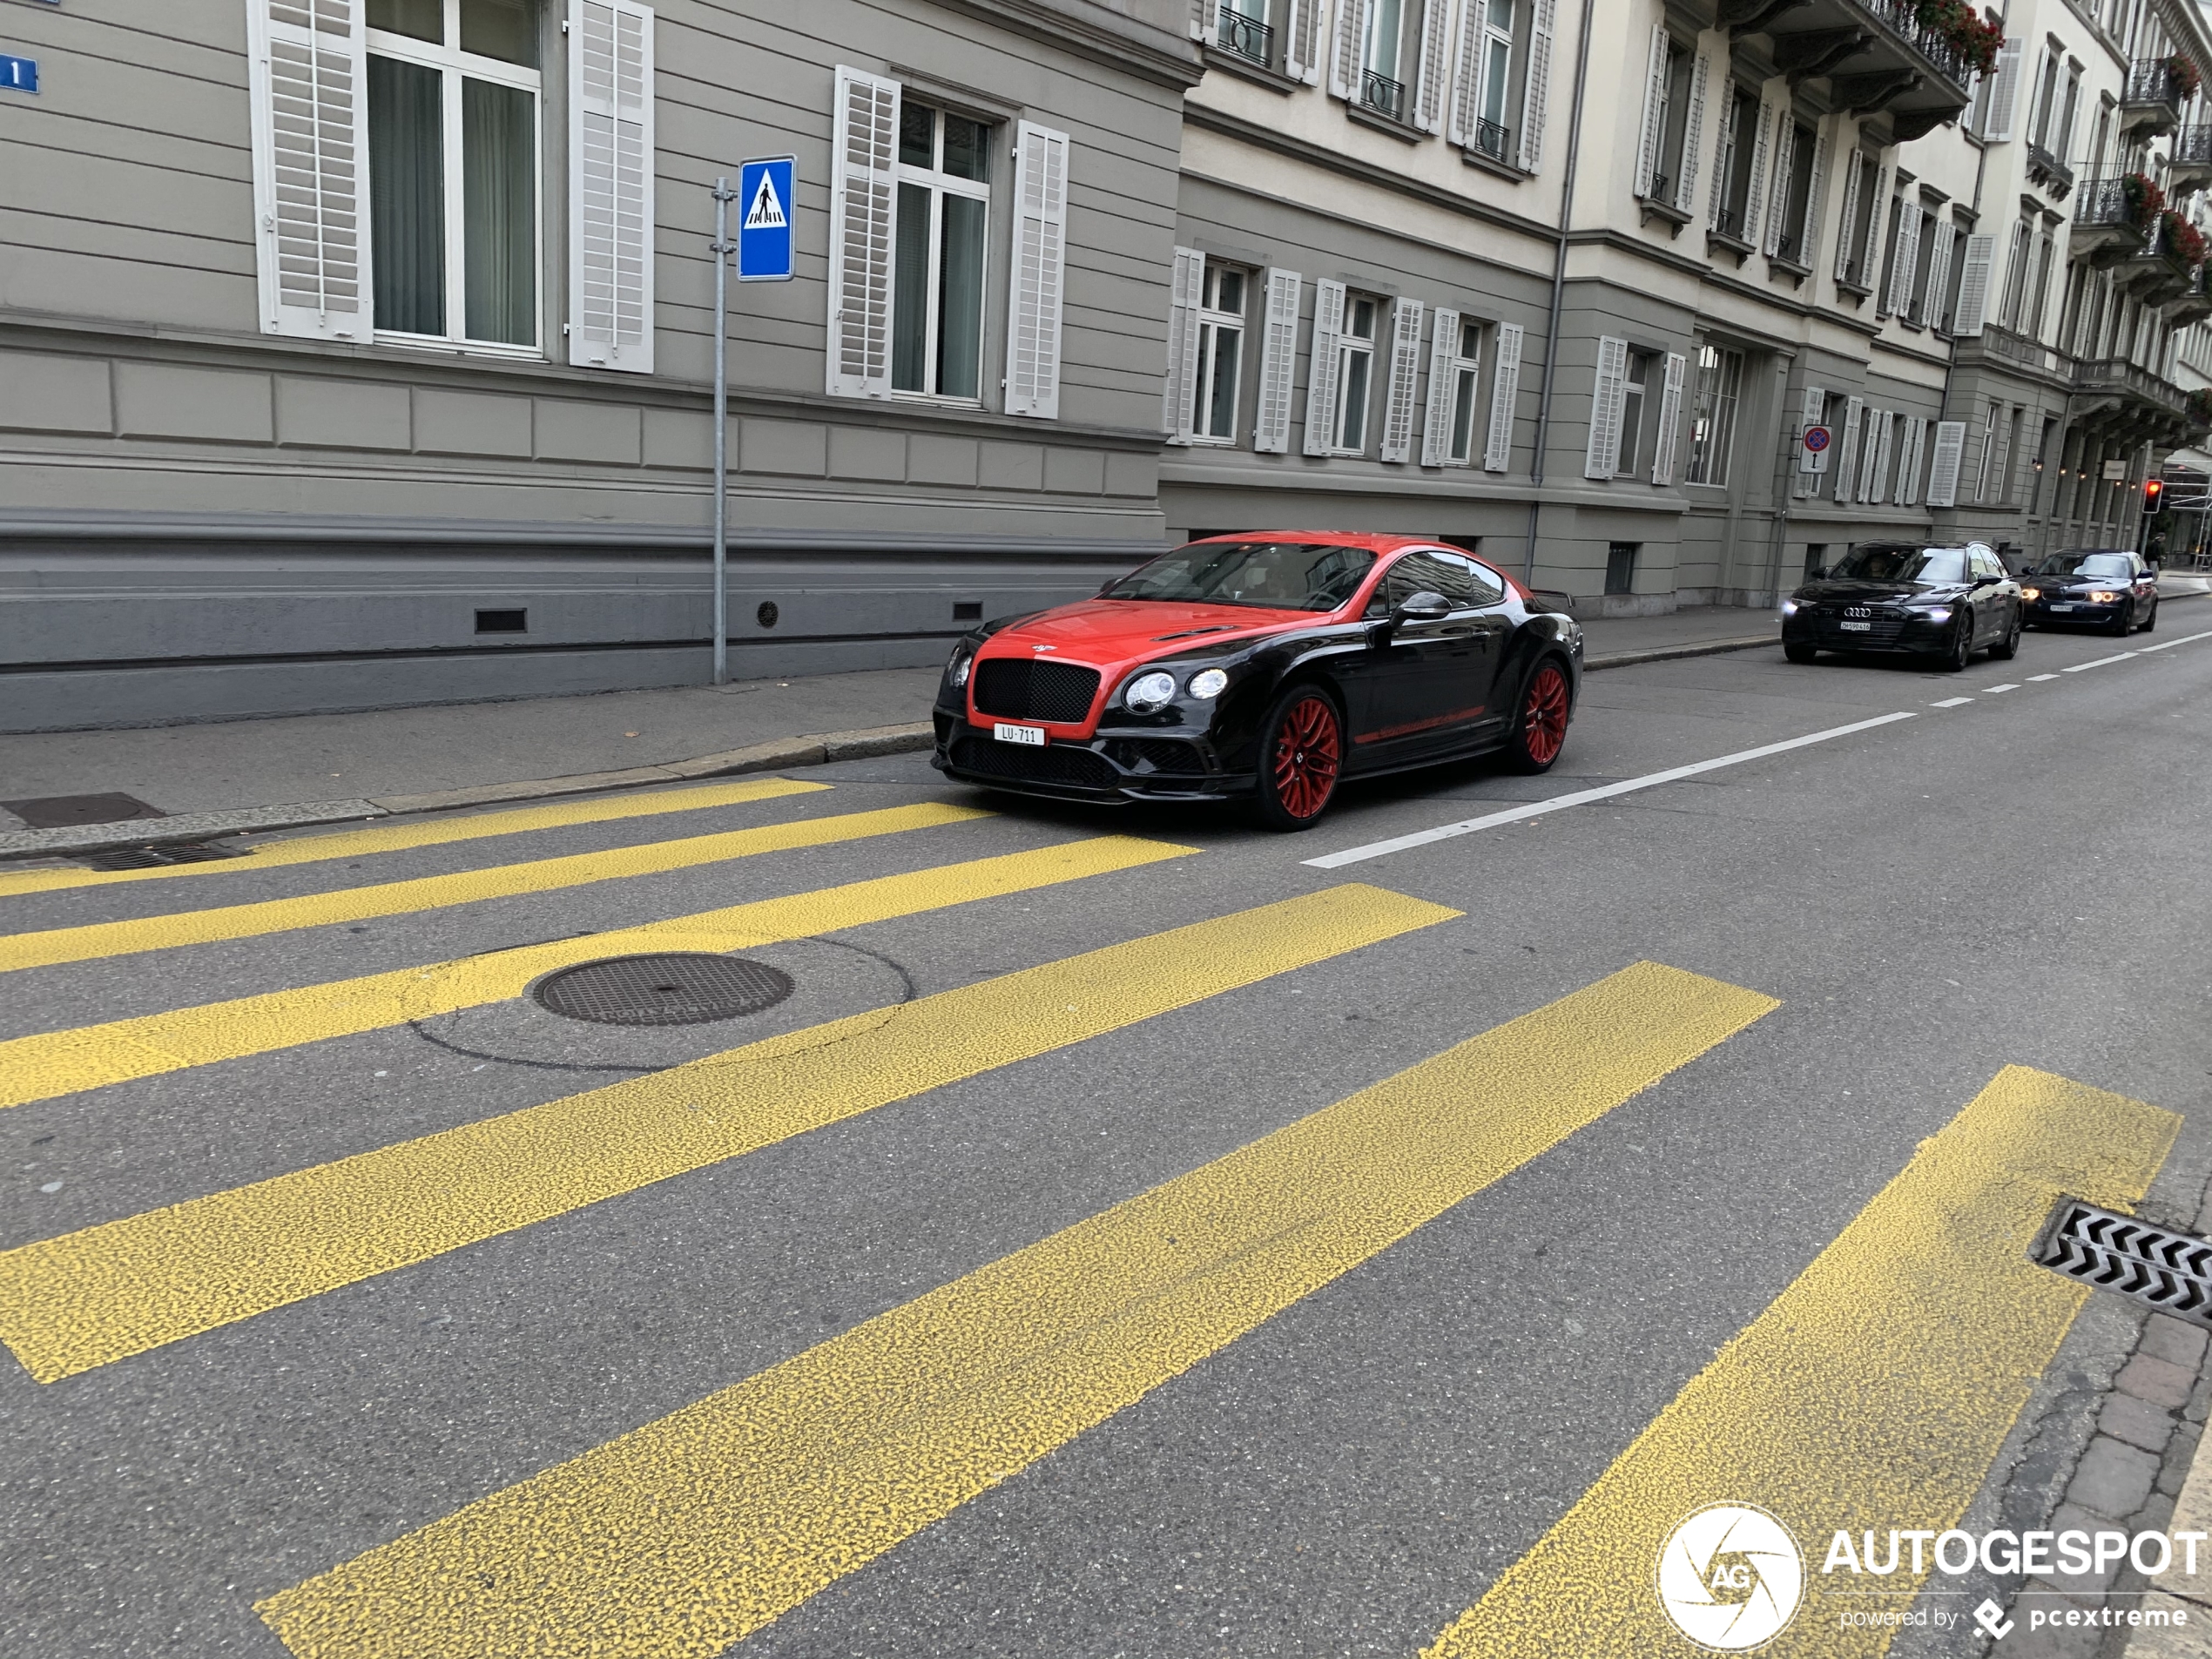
[1799,422,1832,475]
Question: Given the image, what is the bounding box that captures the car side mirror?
[1391,590,1454,624]
[1973,574,2000,589]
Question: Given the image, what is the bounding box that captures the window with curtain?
[366,0,541,348]
[892,101,992,401]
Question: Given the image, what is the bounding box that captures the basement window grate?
[2034,1198,2212,1327]
[79,841,253,871]
[475,609,528,634]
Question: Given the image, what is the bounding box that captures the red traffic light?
[2144,477,2166,514]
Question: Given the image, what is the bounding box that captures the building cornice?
[931,0,1204,89]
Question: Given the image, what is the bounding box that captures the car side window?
[1366,550,1497,615]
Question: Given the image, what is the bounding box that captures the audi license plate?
[1839,619,1871,631]
[994,722,1047,746]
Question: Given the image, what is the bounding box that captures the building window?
[1605,542,1639,595]
[365,0,542,349]
[1443,316,1483,464]
[1642,36,1694,202]
[2029,45,2061,147]
[1974,399,2001,501]
[1361,0,1412,118]
[1999,216,2033,333]
[1838,153,1878,287]
[1216,0,1274,66]
[1804,543,1827,580]
[1775,120,1817,261]
[1192,263,1247,443]
[1714,85,1762,241]
[891,102,992,401]
[1939,225,1969,332]
[1683,343,1742,487]
[1478,0,1514,135]
[1616,349,1654,475]
[1332,294,1380,452]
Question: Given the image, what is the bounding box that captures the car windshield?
[1103,542,1378,611]
[2033,551,2133,579]
[1828,543,1969,584]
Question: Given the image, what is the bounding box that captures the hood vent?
[1151,625,1236,642]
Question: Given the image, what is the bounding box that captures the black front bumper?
[930,713,1254,806]
[1783,610,1955,653]
[2025,595,2125,625]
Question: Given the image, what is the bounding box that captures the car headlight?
[2087,590,2120,604]
[1916,605,1952,622]
[1187,668,1229,698]
[1780,598,1800,617]
[2020,586,2040,601]
[947,646,974,688]
[1123,670,1177,712]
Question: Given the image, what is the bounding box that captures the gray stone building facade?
[3,0,2209,728]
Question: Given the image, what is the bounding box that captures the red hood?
[968,599,1321,735]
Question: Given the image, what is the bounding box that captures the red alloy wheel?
[1521,663,1568,765]
[1271,693,1342,821]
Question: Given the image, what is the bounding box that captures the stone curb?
[0,799,388,860]
[1581,634,1776,671]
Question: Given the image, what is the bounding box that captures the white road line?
[2063,652,2138,672]
[2028,673,2060,681]
[1932,697,1975,708]
[1984,684,2020,693]
[2138,627,2212,653]
[1301,711,1919,870]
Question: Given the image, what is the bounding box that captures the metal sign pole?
[710,177,738,687]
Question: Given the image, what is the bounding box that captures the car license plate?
[1839,619,1871,631]
[994,722,1047,746]
[2049,603,2073,611]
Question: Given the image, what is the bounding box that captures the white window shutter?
[1676,54,1708,212]
[1304,279,1347,456]
[1285,0,1323,84]
[1795,121,1828,266]
[1952,233,1995,337]
[1516,0,1554,172]
[1636,26,1669,198]
[1447,0,1483,145]
[1483,320,1522,471]
[1584,335,1627,479]
[1985,39,2022,141]
[1330,0,1372,101]
[826,68,899,397]
[1893,415,1922,504]
[1922,219,1953,328]
[1004,120,1070,420]
[1791,383,1824,498]
[1253,268,1302,453]
[1864,408,1891,501]
[250,0,369,341]
[1707,97,1737,228]
[1380,297,1425,462]
[1763,115,1796,255]
[1413,0,1452,133]
[1860,168,1893,303]
[1925,418,1966,506]
[1832,151,1864,281]
[1832,395,1863,503]
[1163,246,1205,443]
[1882,205,1921,314]
[1421,306,1465,466]
[1193,0,1217,46]
[1989,408,2013,500]
[1742,96,1776,246]
[1650,349,1686,485]
[570,0,655,374]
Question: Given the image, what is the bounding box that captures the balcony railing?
[2121,58,2185,133]
[1851,0,1972,91]
[2172,125,2212,189]
[1467,118,1511,162]
[2074,355,2190,419]
[2072,175,2155,265]
[1360,68,1405,121]
[1215,6,1273,66]
[1711,206,1749,243]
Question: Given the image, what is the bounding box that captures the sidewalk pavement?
[0,605,1783,855]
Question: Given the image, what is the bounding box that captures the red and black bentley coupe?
[930,533,1584,830]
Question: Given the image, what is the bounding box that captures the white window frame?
[1191,260,1248,445]
[1425,311,1482,466]
[1617,347,1652,477]
[892,102,994,405]
[365,0,546,357]
[1683,342,1742,488]
[1332,292,1381,454]
[1478,0,1514,131]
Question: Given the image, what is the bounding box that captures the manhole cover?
[530,954,793,1026]
[4,792,166,829]
[2034,1198,2212,1326]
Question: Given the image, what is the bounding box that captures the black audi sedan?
[1781,541,2023,670]
[2020,549,2160,635]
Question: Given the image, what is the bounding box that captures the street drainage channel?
[2034,1197,2212,1326]
[529,953,795,1027]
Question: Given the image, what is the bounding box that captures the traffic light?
[2144,477,2166,515]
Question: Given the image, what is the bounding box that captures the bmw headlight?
[1124,670,1177,713]
[947,646,974,688]
[2088,590,2120,604]
[2020,586,2041,601]
[1187,668,1230,698]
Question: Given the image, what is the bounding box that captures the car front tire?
[1251,685,1344,833]
[1989,607,2022,659]
[1784,642,1818,664]
[1504,658,1572,774]
[2140,598,2159,634]
[1937,613,1974,671]
[2108,599,2134,637]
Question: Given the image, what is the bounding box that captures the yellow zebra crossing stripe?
[0,883,1454,1383]
[0,836,1195,1111]
[0,800,986,975]
[1420,1065,2177,1659]
[0,777,830,900]
[252,960,1772,1659]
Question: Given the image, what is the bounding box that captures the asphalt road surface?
[4,619,2210,1659]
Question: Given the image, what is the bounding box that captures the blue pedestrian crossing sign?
[737,156,795,282]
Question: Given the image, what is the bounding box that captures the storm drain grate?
[79,841,253,871]
[530,953,793,1027]
[2034,1198,2212,1327]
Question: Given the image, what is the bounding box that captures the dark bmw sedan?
[2020,549,2160,635]
[1781,540,2023,671]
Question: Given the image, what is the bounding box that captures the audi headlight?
[1187,668,1230,699]
[1124,671,1177,712]
[947,646,974,688]
[1918,605,1952,622]
[1780,598,1800,617]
